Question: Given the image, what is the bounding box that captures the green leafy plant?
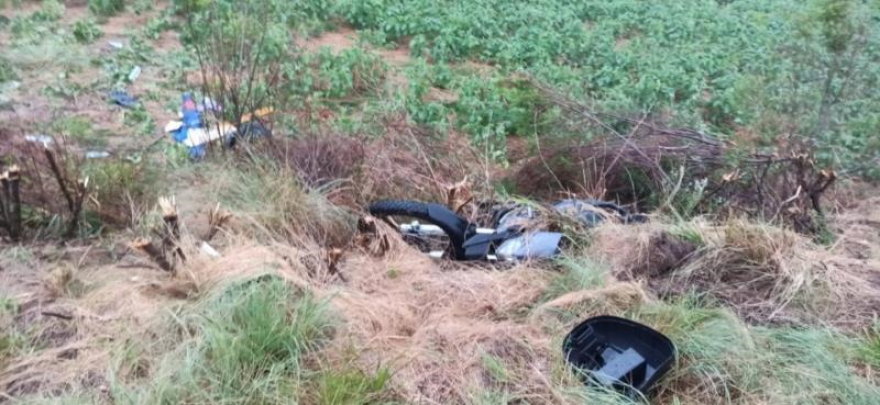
[50,116,104,147]
[183,0,295,130]
[89,0,125,18]
[72,18,103,44]
[312,47,386,98]
[123,105,156,137]
[31,0,64,22]
[0,56,16,83]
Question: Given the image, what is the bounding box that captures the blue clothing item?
[189,144,207,159]
[171,127,188,143]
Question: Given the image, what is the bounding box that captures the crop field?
[1,1,879,405]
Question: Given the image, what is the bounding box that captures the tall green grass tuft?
[115,276,336,405]
[859,322,880,368]
[542,255,610,302]
[308,366,394,405]
[89,0,125,18]
[756,327,879,405]
[211,156,355,246]
[631,297,880,404]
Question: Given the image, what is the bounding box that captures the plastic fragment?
[86,151,110,159]
[128,65,141,83]
[108,90,139,108]
[25,134,53,147]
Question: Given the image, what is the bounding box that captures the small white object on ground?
[128,66,142,83]
[199,242,221,258]
[164,121,183,133]
[108,40,124,49]
[86,151,110,159]
[25,134,53,147]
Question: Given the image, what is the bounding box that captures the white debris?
[86,151,110,159]
[199,242,221,258]
[128,65,142,83]
[25,134,53,147]
[164,120,183,133]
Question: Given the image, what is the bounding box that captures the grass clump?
[50,117,105,148]
[543,256,609,301]
[115,276,336,404]
[72,19,103,44]
[5,36,88,70]
[756,327,879,405]
[308,366,394,405]
[630,297,880,404]
[0,56,16,83]
[212,156,355,246]
[89,0,125,18]
[669,220,826,322]
[858,322,880,369]
[0,297,25,368]
[82,158,161,228]
[31,0,64,22]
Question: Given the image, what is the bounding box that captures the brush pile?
[513,82,837,233]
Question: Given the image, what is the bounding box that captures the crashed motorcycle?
[368,199,646,261]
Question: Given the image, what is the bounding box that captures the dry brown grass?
[587,217,880,329]
[357,115,494,205]
[4,188,880,404]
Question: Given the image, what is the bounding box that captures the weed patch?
[210,156,355,247]
[72,19,103,44]
[542,256,609,302]
[633,297,880,404]
[0,56,17,83]
[113,276,337,405]
[89,0,125,18]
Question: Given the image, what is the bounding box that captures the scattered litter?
[108,90,139,108]
[370,199,645,261]
[166,92,273,159]
[183,123,237,148]
[85,151,110,159]
[563,316,675,398]
[25,134,53,147]
[108,40,124,49]
[128,65,142,83]
[199,242,221,258]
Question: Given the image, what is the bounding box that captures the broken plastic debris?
[108,40,124,49]
[108,90,139,108]
[563,316,676,398]
[164,121,183,133]
[25,134,53,147]
[182,123,237,148]
[85,151,110,159]
[128,65,142,83]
